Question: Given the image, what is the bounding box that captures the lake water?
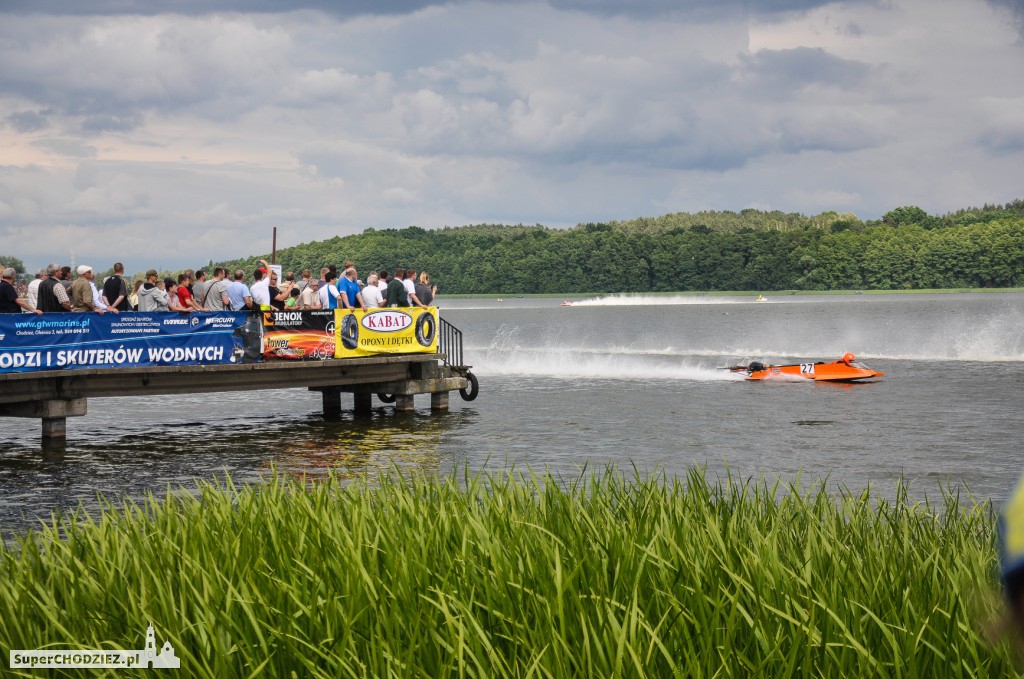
[2,292,1023,534]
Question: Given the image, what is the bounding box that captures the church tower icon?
[143,624,181,669]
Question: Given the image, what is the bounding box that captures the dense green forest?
[218,201,1024,294]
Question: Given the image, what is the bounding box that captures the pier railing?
[439,317,464,368]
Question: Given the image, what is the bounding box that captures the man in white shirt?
[249,264,271,309]
[318,271,342,309]
[26,269,45,310]
[361,274,384,308]
[403,268,422,307]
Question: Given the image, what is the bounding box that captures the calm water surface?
[2,292,1023,533]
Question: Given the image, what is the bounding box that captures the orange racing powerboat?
[726,352,885,382]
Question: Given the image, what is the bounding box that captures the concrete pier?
[0,354,470,444]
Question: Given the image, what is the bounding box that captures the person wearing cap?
[137,269,170,312]
[250,259,272,310]
[0,268,42,315]
[70,265,107,313]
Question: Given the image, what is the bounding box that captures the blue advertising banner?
[0,312,249,373]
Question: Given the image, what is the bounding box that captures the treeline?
[217,200,1024,294]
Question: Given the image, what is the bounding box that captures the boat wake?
[569,294,749,306]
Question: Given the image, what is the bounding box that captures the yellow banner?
[333,307,439,358]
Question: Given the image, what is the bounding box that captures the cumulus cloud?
[0,0,1021,274]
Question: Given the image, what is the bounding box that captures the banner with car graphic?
[334,307,439,359]
[261,309,336,360]
[0,312,248,373]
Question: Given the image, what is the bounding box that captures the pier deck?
[0,354,469,442]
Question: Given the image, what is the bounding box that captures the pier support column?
[42,417,68,440]
[353,392,372,415]
[395,395,415,412]
[430,391,449,412]
[0,399,87,444]
[322,388,342,419]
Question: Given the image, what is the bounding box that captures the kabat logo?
[361,310,412,332]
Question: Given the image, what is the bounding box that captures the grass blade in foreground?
[0,468,1015,677]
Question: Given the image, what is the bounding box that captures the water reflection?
[269,410,478,480]
[0,405,479,536]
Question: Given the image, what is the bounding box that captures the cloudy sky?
[1,0,1022,274]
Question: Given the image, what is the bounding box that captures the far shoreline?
[440,287,1024,299]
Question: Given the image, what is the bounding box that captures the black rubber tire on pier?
[377,393,397,403]
[341,313,359,350]
[415,312,437,347]
[459,371,479,401]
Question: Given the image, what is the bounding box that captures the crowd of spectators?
[0,260,438,314]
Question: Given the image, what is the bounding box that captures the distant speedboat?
[724,353,885,382]
[755,294,768,302]
[560,301,573,307]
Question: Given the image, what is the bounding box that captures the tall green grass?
[0,468,1015,677]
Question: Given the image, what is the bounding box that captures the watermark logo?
[9,625,180,670]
